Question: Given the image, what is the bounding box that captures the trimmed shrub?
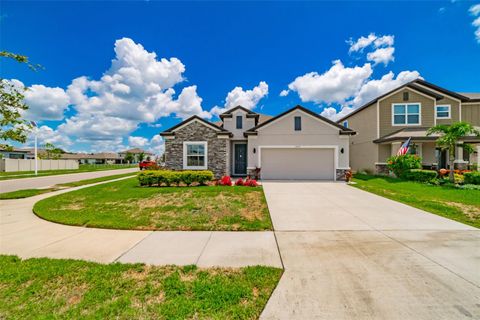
[464,171,480,185]
[138,170,214,187]
[387,154,422,178]
[402,169,438,183]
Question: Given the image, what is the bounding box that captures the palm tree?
[138,152,145,162]
[427,122,480,182]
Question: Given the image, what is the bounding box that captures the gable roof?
[245,105,355,136]
[337,79,479,123]
[160,115,231,136]
[219,106,260,119]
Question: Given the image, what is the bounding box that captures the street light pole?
[34,128,38,175]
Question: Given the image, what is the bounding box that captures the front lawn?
[34,177,273,231]
[352,174,480,228]
[0,255,282,319]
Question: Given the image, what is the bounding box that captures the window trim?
[391,103,422,126]
[183,141,208,170]
[294,116,302,131]
[236,115,243,129]
[435,104,451,120]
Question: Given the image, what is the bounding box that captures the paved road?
[260,182,480,320]
[0,168,138,193]
[0,180,281,268]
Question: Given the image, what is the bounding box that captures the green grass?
[352,174,480,228]
[34,178,273,231]
[0,164,137,181]
[0,173,136,199]
[0,255,282,319]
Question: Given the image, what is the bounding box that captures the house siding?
[247,109,350,169]
[164,121,228,178]
[343,102,378,172]
[462,103,480,126]
[379,88,435,137]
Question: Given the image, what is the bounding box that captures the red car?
[139,160,157,170]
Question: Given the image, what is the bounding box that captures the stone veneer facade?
[164,121,228,178]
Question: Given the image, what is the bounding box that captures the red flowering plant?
[235,178,244,186]
[217,175,232,186]
[244,178,258,187]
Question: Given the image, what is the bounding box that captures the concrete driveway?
[261,181,480,320]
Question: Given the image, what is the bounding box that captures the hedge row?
[138,170,214,187]
[464,171,480,185]
[403,169,438,183]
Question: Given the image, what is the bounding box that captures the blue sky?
[2,1,480,154]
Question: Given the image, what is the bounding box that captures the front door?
[234,143,247,175]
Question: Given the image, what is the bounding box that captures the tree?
[138,152,145,162]
[427,122,480,182]
[0,51,41,150]
[44,143,64,159]
[124,152,134,163]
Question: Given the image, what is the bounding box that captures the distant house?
[118,148,154,163]
[60,152,123,164]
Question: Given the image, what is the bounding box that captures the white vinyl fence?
[0,159,79,172]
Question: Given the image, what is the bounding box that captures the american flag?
[397,137,411,156]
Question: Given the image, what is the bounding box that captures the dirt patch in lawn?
[445,201,480,220]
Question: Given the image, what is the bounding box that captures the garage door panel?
[261,148,334,180]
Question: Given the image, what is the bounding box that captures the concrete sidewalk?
[0,167,138,193]
[0,183,282,268]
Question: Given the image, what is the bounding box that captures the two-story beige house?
[337,79,480,173]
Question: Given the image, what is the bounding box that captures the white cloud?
[348,33,377,52]
[279,89,289,97]
[23,84,70,121]
[470,4,480,43]
[366,47,395,66]
[209,81,269,117]
[27,125,73,149]
[287,60,373,104]
[470,3,480,16]
[320,106,355,121]
[128,136,149,147]
[348,33,395,65]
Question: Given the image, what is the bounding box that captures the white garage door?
[260,148,335,180]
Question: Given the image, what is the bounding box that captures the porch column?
[477,145,480,168]
[454,142,468,170]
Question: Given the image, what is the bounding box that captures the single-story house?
[160,105,355,180]
[118,148,155,163]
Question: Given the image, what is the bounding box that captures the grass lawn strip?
[0,173,136,199]
[34,178,273,231]
[0,164,136,181]
[0,255,282,319]
[352,174,480,228]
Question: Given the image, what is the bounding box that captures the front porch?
[373,128,480,174]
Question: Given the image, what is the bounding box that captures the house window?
[183,142,207,169]
[392,103,421,125]
[403,92,409,101]
[236,115,243,129]
[343,120,349,128]
[436,105,451,119]
[294,116,302,131]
